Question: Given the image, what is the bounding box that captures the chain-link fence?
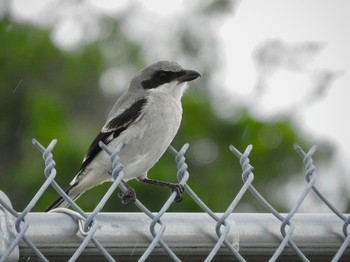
[1,139,350,261]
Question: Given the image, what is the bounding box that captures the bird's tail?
[45,183,81,212]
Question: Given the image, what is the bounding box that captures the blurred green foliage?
[0,16,332,213]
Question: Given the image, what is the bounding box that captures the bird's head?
[130,61,201,100]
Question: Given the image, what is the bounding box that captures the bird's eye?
[158,72,168,79]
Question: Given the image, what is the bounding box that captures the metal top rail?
[14,212,350,261]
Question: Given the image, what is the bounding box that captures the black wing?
[78,98,147,172]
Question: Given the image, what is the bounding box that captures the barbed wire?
[0,139,349,261]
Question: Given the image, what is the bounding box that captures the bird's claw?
[170,184,185,202]
[119,187,136,204]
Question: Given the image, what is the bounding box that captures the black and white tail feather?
[45,184,80,211]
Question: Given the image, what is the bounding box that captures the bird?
[46,61,200,211]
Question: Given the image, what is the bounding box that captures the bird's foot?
[138,178,185,203]
[119,187,136,204]
[169,184,185,202]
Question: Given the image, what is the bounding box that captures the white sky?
[219,0,350,161]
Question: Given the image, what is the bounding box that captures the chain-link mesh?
[0,139,349,261]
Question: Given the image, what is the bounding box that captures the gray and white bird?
[46,61,200,211]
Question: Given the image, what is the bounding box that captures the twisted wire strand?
[149,146,189,227]
[294,144,350,261]
[9,139,64,262]
[100,142,180,262]
[33,140,86,215]
[170,144,245,262]
[84,142,125,229]
[280,145,318,236]
[35,139,115,262]
[276,145,317,261]
[294,144,346,219]
[129,198,179,262]
[229,144,308,262]
[139,145,193,262]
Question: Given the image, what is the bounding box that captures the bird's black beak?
[177,69,201,83]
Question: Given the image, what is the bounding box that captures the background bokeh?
[1,0,348,213]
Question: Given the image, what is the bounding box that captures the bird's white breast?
[111,89,183,181]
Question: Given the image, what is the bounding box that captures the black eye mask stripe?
[141,70,184,89]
